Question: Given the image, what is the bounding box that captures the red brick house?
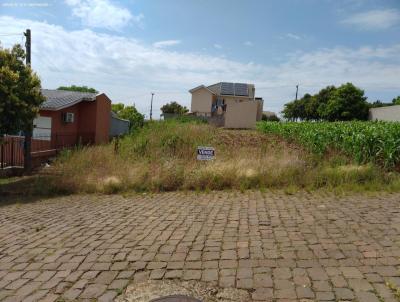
[1,89,113,169]
[33,89,112,146]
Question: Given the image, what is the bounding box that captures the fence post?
[11,138,15,167]
[1,141,3,169]
[55,133,58,155]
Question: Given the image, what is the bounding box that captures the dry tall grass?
[43,120,400,194]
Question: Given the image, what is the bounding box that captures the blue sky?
[1,0,399,117]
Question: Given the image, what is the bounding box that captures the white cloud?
[244,41,253,47]
[213,43,222,49]
[153,40,181,49]
[0,16,399,117]
[341,9,400,30]
[65,0,143,30]
[285,33,301,40]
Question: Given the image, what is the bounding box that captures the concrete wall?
[369,105,400,121]
[191,88,214,114]
[224,101,258,129]
[256,99,264,121]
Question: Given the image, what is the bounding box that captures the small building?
[189,82,263,129]
[369,105,400,122]
[110,112,130,137]
[34,89,112,145]
[1,89,120,169]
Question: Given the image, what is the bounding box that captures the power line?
[0,33,24,36]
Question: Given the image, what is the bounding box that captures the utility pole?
[23,29,32,172]
[150,93,154,120]
[295,85,299,101]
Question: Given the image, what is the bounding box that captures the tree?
[57,85,98,93]
[0,44,45,136]
[160,102,189,115]
[281,83,369,121]
[262,113,280,122]
[112,103,144,130]
[282,98,307,121]
[392,96,400,105]
[369,100,393,108]
[321,83,369,121]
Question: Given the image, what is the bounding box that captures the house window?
[62,112,75,123]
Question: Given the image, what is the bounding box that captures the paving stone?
[334,287,354,300]
[254,273,273,287]
[273,268,291,279]
[94,271,118,285]
[355,291,380,302]
[275,288,297,299]
[316,291,335,301]
[149,269,165,280]
[98,290,118,302]
[296,286,315,299]
[348,278,373,291]
[108,279,129,290]
[307,267,328,280]
[183,270,201,280]
[1,192,400,301]
[22,290,48,302]
[341,267,364,278]
[219,276,235,288]
[164,270,182,279]
[62,288,81,300]
[202,269,218,282]
[80,283,107,298]
[252,288,273,300]
[5,279,29,290]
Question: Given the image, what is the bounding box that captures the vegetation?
[10,119,399,195]
[258,121,400,169]
[262,113,280,122]
[161,101,189,115]
[282,83,369,121]
[0,44,44,136]
[57,85,98,93]
[112,103,144,131]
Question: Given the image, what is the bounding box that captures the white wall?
[369,105,400,121]
[33,116,52,141]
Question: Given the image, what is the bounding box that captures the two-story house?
[189,82,263,128]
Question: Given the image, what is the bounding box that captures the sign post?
[197,146,215,161]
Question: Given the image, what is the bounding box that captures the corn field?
[257,121,400,169]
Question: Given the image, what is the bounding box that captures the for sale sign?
[197,146,215,160]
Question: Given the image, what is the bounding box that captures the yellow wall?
[224,101,258,129]
[191,88,213,114]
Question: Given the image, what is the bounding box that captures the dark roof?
[190,82,254,97]
[40,89,98,110]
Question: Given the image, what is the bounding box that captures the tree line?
[282,83,400,121]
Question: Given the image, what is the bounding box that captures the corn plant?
[257,121,400,169]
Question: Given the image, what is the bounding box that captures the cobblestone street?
[0,191,399,301]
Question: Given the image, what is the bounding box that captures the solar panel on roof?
[220,82,234,95]
[234,83,249,96]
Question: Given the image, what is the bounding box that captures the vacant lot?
[0,191,399,301]
[8,119,400,196]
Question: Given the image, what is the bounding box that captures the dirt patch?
[115,280,250,302]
